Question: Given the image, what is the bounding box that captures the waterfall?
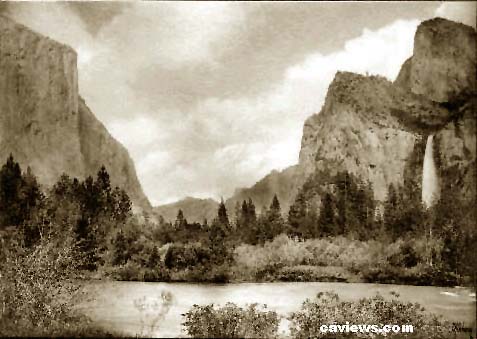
[422,135,440,208]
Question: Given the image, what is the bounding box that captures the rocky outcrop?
[299,17,476,206]
[397,18,476,104]
[434,100,476,204]
[296,68,459,202]
[0,15,151,211]
[229,17,476,212]
[396,18,476,206]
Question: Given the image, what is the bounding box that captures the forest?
[0,154,474,286]
[0,154,474,336]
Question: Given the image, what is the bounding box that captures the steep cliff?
[396,18,476,206]
[228,17,476,212]
[299,17,476,207]
[297,72,448,202]
[0,15,151,211]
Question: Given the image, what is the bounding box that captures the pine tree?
[95,165,112,215]
[247,198,257,224]
[147,246,161,269]
[233,201,241,229]
[112,187,132,222]
[288,191,307,237]
[317,192,336,237]
[241,198,259,244]
[383,184,400,239]
[0,154,25,227]
[174,209,187,229]
[266,194,285,240]
[112,230,129,265]
[217,199,229,228]
[21,167,45,246]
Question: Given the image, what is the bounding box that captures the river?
[76,281,475,337]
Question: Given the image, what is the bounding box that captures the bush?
[112,260,145,281]
[276,265,351,282]
[288,291,457,339]
[0,237,114,337]
[143,266,171,282]
[183,303,279,338]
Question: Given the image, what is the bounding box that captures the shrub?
[0,236,113,336]
[143,266,171,282]
[288,291,457,339]
[183,303,279,338]
[113,260,144,281]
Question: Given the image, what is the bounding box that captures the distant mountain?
[153,197,219,224]
[225,165,299,215]
[0,15,151,211]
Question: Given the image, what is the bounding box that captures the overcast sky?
[2,2,475,205]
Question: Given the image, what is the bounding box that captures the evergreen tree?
[266,194,285,240]
[383,184,399,239]
[0,154,25,227]
[147,246,161,269]
[317,192,336,237]
[247,198,257,224]
[174,209,187,229]
[20,167,45,246]
[233,201,241,229]
[217,199,229,228]
[112,187,132,222]
[288,191,307,237]
[95,165,112,215]
[112,230,129,265]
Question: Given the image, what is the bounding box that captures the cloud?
[3,3,444,206]
[435,2,476,27]
[95,2,246,70]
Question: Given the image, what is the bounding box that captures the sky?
[1,2,475,205]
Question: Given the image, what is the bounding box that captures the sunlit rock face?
[228,18,476,213]
[0,16,151,211]
[422,135,440,208]
[298,18,476,206]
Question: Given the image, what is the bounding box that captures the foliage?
[288,170,377,240]
[288,291,458,339]
[183,303,279,338]
[233,233,456,285]
[0,235,113,336]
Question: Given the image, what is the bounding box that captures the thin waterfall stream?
[422,135,440,208]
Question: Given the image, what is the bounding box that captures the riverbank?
[102,234,471,287]
[77,281,477,338]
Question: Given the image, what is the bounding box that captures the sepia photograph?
[0,1,476,338]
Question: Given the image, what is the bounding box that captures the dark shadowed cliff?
[0,15,151,211]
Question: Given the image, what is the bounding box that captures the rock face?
[396,18,476,206]
[228,17,476,212]
[0,15,151,211]
[300,17,476,207]
[398,18,476,103]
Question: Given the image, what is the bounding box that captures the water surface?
[77,281,476,337]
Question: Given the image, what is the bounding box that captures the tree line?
[0,154,132,269]
[1,154,473,284]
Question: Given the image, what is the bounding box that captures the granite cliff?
[228,17,476,212]
[0,15,151,211]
